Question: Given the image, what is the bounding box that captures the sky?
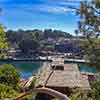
[0,0,83,34]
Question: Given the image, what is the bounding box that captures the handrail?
[10,87,70,100]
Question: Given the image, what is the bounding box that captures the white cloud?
[16,4,75,15]
[38,5,75,14]
[39,5,67,14]
[36,0,80,14]
[1,0,77,15]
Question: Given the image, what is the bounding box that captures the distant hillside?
[6,29,73,42]
[5,29,73,55]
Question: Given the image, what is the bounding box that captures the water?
[0,60,100,78]
[0,61,43,79]
[78,63,100,73]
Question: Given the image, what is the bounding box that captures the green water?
[0,60,100,78]
[0,61,42,78]
[79,63,100,73]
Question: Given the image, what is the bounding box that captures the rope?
[44,62,57,87]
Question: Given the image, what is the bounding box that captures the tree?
[44,29,52,39]
[32,29,43,40]
[69,88,88,100]
[91,74,100,100]
[0,64,20,89]
[43,29,72,39]
[0,64,20,99]
[76,0,100,67]
[0,25,8,58]
[19,39,40,54]
[0,83,19,99]
[0,25,8,49]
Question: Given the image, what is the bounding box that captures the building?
[7,48,22,58]
[55,42,82,53]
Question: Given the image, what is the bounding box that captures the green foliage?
[43,29,72,39]
[29,77,37,88]
[76,0,100,68]
[91,74,100,100]
[69,88,88,100]
[19,39,40,54]
[92,0,100,8]
[0,25,8,49]
[6,29,72,56]
[0,25,8,59]
[0,83,19,99]
[6,29,72,46]
[69,77,100,100]
[0,64,20,88]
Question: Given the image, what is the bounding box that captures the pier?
[37,58,91,90]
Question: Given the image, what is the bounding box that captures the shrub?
[91,74,100,100]
[0,64,20,89]
[0,83,19,99]
[69,88,88,100]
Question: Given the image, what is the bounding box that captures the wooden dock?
[37,58,91,90]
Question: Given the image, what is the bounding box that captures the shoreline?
[0,57,88,63]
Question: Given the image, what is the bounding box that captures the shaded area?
[35,93,53,100]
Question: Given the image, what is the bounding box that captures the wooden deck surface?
[37,58,91,90]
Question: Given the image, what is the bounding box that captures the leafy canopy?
[91,74,100,100]
[0,64,20,88]
[0,25,8,49]
[76,0,100,67]
[0,83,19,99]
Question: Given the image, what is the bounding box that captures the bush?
[91,74,100,100]
[0,64,20,88]
[0,83,19,99]
[69,88,88,100]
